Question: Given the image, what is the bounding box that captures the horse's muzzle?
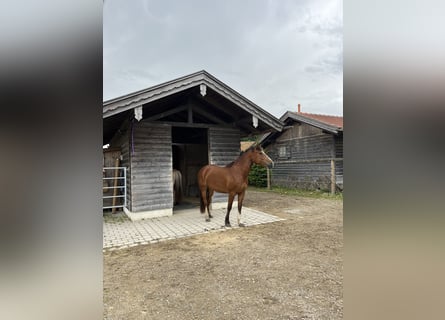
[267,161,274,169]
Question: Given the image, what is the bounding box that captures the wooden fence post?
[330,159,336,195]
[267,167,271,190]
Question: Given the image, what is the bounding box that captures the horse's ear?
[253,144,262,151]
[252,135,261,149]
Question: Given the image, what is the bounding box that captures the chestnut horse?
[197,145,273,227]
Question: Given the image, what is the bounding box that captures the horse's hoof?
[205,218,211,222]
[239,223,246,227]
[209,214,213,218]
[225,222,231,227]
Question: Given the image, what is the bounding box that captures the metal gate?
[102,167,126,210]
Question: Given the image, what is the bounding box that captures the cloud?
[305,51,343,75]
[103,0,343,115]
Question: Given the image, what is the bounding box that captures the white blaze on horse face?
[261,151,274,167]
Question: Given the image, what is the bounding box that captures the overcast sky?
[103,0,342,117]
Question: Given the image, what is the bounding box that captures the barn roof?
[103,70,283,143]
[290,112,343,129]
[281,111,343,134]
[259,110,343,147]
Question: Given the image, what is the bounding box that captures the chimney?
[298,104,301,113]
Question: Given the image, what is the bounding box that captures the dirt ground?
[103,189,343,320]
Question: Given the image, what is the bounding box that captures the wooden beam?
[147,121,234,129]
[187,105,193,123]
[275,157,343,164]
[330,159,336,195]
[231,116,255,127]
[144,104,188,122]
[191,95,235,121]
[192,105,227,124]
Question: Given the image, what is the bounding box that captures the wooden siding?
[208,127,241,165]
[334,135,343,176]
[266,127,342,190]
[269,134,334,161]
[130,122,172,212]
[272,161,332,190]
[208,127,240,203]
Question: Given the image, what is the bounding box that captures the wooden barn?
[261,106,343,192]
[103,70,283,220]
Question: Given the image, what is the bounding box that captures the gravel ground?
[104,189,343,319]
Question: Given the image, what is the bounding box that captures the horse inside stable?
[172,169,183,205]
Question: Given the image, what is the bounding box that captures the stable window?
[278,146,287,158]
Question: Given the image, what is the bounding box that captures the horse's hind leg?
[225,193,236,227]
[200,187,210,222]
[207,189,214,218]
[237,191,246,227]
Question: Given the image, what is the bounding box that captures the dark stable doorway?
[172,127,208,203]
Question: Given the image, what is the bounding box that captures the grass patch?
[248,186,343,200]
[103,211,130,223]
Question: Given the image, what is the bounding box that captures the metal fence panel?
[103,167,126,210]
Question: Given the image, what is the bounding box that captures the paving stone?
[103,207,284,251]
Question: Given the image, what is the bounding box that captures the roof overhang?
[280,111,343,135]
[103,70,283,144]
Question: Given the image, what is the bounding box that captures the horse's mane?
[225,161,235,167]
[225,145,261,167]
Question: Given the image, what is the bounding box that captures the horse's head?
[249,145,274,168]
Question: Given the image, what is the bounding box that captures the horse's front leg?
[225,193,236,227]
[237,191,246,227]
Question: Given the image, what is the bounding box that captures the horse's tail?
[199,186,210,214]
[198,167,205,213]
[199,187,206,213]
